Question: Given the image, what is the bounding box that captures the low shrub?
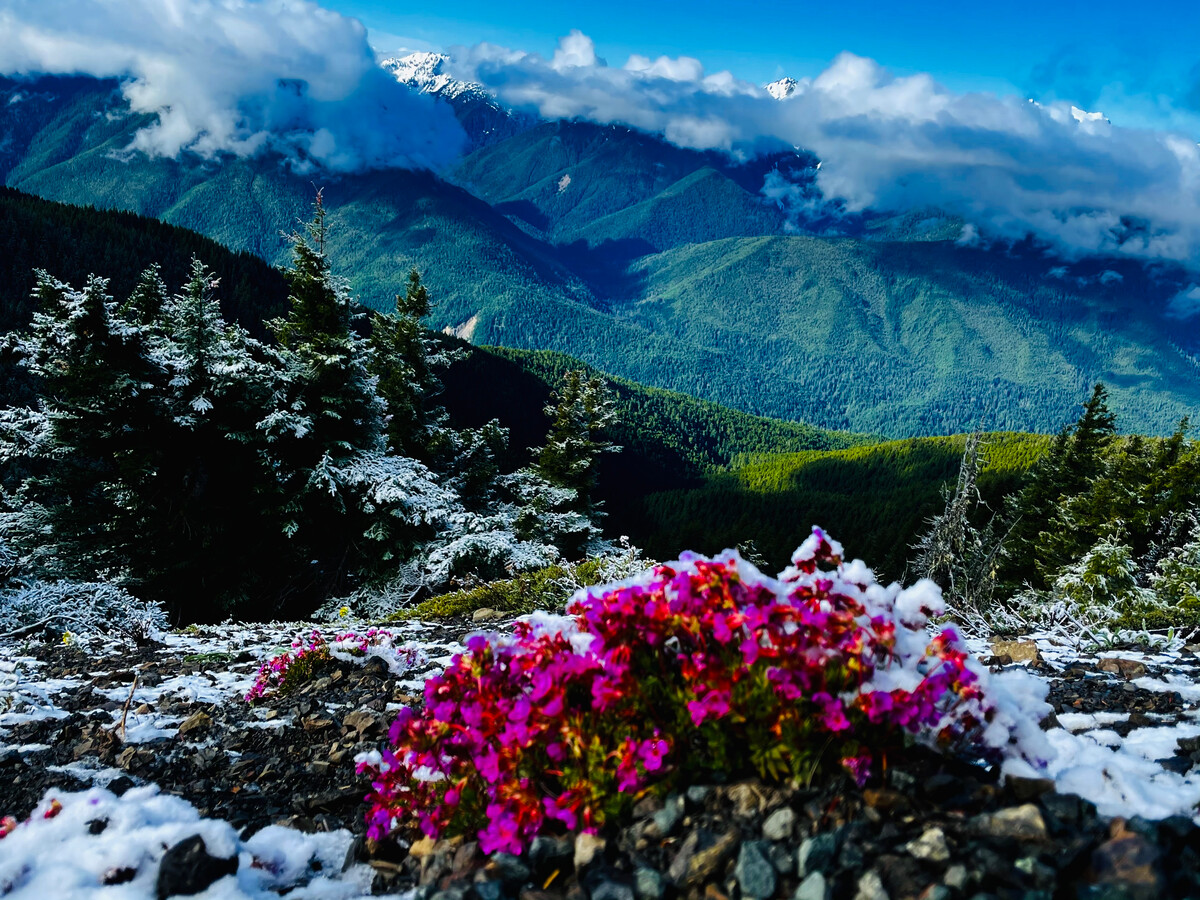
[391,546,650,622]
[0,581,166,645]
[358,528,1050,854]
[245,628,427,702]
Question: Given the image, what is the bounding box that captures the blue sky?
[331,0,1200,124]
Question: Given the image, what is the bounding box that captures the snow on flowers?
[358,528,1054,854]
[245,628,428,702]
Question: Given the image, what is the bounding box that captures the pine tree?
[535,370,618,506]
[1004,383,1117,588]
[1,272,165,582]
[369,269,435,459]
[265,194,454,601]
[523,370,620,559]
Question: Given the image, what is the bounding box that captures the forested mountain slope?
[4,74,1198,438]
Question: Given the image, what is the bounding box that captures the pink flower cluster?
[358,528,1046,854]
[245,627,421,702]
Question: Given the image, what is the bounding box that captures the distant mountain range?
[1,71,1197,438]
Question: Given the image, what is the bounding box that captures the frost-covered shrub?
[245,628,427,702]
[980,536,1167,639]
[398,543,654,622]
[0,581,166,645]
[358,527,1050,853]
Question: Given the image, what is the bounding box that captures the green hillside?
[0,186,288,335]
[0,185,876,556]
[637,432,1051,579]
[5,75,1200,439]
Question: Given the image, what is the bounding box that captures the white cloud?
[0,0,465,172]
[1167,285,1200,318]
[447,35,1200,265]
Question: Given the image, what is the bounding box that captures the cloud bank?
[0,0,466,172]
[452,32,1200,264]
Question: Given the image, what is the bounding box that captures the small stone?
[797,833,839,877]
[155,834,237,899]
[633,867,665,900]
[575,833,607,871]
[588,875,635,900]
[727,783,766,818]
[686,786,712,807]
[528,835,573,882]
[362,656,389,679]
[735,841,777,900]
[301,716,334,732]
[1098,658,1148,680]
[409,837,438,858]
[905,827,950,863]
[473,608,505,623]
[768,843,794,876]
[990,640,1039,664]
[763,807,796,841]
[971,804,1047,841]
[176,711,212,737]
[486,853,531,887]
[1090,820,1163,900]
[794,872,827,900]
[1005,775,1055,803]
[854,871,889,900]
[102,866,138,885]
[919,888,951,900]
[862,789,908,814]
[647,795,684,839]
[342,709,384,737]
[942,866,968,891]
[668,829,739,887]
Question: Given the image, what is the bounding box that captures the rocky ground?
[4,620,1200,898]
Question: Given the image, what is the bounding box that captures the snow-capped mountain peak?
[765,77,799,101]
[381,51,482,102]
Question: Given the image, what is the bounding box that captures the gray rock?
[763,807,797,841]
[686,786,712,807]
[768,843,794,876]
[487,853,530,886]
[853,871,889,900]
[922,888,951,900]
[574,833,607,871]
[797,833,839,877]
[633,867,665,900]
[904,827,950,863]
[156,834,237,900]
[971,804,1048,841]
[943,865,969,891]
[793,872,827,900]
[667,829,739,887]
[650,795,685,838]
[590,876,636,900]
[735,841,777,900]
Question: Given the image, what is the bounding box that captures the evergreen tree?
[266,194,453,600]
[369,269,436,459]
[1004,383,1117,588]
[524,370,620,559]
[535,370,618,508]
[134,260,289,615]
[0,272,165,582]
